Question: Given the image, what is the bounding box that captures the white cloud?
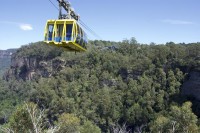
[162,19,194,25]
[19,24,33,31]
[0,21,33,31]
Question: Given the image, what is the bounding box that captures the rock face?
[4,56,66,81]
[182,71,200,100]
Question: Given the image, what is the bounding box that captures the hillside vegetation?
[0,39,200,133]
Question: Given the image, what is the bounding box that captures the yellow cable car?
[44,19,87,52]
[44,0,88,52]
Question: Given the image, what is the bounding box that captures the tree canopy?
[0,39,200,132]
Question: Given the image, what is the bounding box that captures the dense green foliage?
[0,39,200,132]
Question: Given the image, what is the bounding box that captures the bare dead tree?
[0,127,14,133]
[1,102,59,133]
[134,124,146,133]
[46,125,60,133]
[168,121,177,133]
[25,102,45,133]
[112,124,131,133]
[25,102,60,133]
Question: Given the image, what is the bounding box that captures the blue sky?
[0,0,199,50]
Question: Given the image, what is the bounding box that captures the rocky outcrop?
[118,68,142,81]
[4,56,66,81]
[181,71,200,100]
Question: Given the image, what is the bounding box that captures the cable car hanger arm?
[57,0,80,20]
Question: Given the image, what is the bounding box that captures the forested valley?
[0,38,200,133]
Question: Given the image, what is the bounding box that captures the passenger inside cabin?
[66,24,73,41]
[48,31,53,41]
[56,29,62,42]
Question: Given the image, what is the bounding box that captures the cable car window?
[82,32,87,48]
[76,25,81,44]
[47,24,54,41]
[73,24,76,41]
[79,27,83,46]
[55,24,63,42]
[66,24,73,41]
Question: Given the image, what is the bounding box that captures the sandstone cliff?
[3,43,63,80]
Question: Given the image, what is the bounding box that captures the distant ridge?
[0,49,17,58]
[0,48,17,76]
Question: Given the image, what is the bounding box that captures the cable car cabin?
[44,19,87,52]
